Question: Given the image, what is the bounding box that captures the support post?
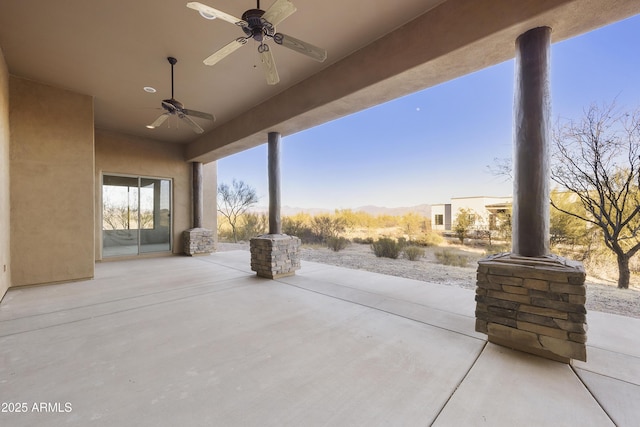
[268,132,282,234]
[183,161,214,256]
[475,27,587,364]
[250,132,300,279]
[512,26,551,257]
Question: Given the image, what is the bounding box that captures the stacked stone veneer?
[476,253,587,363]
[250,234,301,279]
[183,228,215,256]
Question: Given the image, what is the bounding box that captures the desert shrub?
[237,213,268,241]
[327,236,350,252]
[352,237,374,244]
[630,254,640,274]
[282,216,306,236]
[403,245,425,261]
[581,246,619,282]
[485,243,511,256]
[310,215,346,243]
[298,229,324,244]
[282,217,323,244]
[434,249,470,267]
[217,228,234,242]
[412,232,444,247]
[371,238,402,259]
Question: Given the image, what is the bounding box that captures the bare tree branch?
[217,179,259,242]
[551,101,640,288]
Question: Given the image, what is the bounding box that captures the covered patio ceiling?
[1,0,639,163]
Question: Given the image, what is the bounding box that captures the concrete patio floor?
[1,250,639,426]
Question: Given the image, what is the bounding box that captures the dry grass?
[218,241,640,318]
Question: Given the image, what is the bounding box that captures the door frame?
[100,172,173,258]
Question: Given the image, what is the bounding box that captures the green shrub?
[282,217,306,236]
[297,229,324,245]
[434,249,469,267]
[237,213,268,240]
[327,236,350,252]
[403,245,425,261]
[352,237,374,244]
[412,232,444,247]
[310,215,346,243]
[217,228,234,242]
[283,220,322,244]
[485,243,511,256]
[371,238,402,259]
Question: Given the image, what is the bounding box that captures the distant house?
[431,204,452,231]
[431,196,512,232]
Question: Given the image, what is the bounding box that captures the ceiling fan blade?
[186,2,247,26]
[179,114,205,134]
[147,113,169,129]
[263,0,297,26]
[183,109,215,122]
[273,33,327,62]
[261,48,280,85]
[204,38,248,66]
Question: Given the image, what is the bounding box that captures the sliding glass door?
[102,174,171,257]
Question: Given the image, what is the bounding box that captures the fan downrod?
[167,57,177,99]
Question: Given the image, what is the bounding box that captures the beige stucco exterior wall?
[0,48,10,299]
[95,129,197,260]
[451,196,512,229]
[9,76,95,287]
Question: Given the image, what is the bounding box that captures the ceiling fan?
[146,56,215,134]
[187,0,327,85]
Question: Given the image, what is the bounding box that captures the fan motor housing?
[162,98,184,113]
[242,9,272,41]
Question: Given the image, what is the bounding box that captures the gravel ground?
[218,242,640,319]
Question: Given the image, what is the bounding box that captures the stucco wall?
[95,129,198,259]
[431,204,451,232]
[451,196,512,229]
[9,76,95,286]
[0,48,10,299]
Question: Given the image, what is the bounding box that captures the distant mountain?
[250,204,431,217]
[250,206,332,216]
[353,204,431,217]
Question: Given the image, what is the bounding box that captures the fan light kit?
[147,56,215,134]
[199,10,216,19]
[187,0,327,85]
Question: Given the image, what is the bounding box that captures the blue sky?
[218,14,640,210]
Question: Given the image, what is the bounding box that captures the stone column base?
[475,253,587,363]
[250,234,301,279]
[183,228,215,256]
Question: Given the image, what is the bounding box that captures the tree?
[549,190,590,249]
[473,216,494,246]
[400,212,425,241]
[217,180,258,242]
[551,103,640,289]
[495,208,512,244]
[282,212,311,236]
[453,208,476,245]
[310,214,345,243]
[239,212,268,241]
